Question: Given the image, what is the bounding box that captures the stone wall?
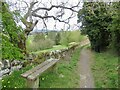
[0,60,23,78]
[33,42,79,64]
[0,42,80,78]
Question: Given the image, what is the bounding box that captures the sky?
[6,0,119,31]
[7,0,83,31]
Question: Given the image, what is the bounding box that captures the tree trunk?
[18,36,26,55]
[17,32,28,56]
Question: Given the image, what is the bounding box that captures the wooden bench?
[21,59,59,88]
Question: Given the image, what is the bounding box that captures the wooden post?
[26,77,39,88]
[48,63,57,73]
[52,63,57,71]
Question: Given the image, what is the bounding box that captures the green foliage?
[47,30,83,46]
[27,31,84,52]
[78,2,120,54]
[26,34,54,52]
[1,2,23,60]
[60,30,83,46]
[78,2,112,52]
[33,33,45,42]
[2,34,23,60]
[109,2,120,55]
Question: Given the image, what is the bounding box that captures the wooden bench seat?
[21,59,59,88]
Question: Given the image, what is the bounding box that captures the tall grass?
[92,51,118,88]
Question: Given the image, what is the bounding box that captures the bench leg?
[27,77,39,88]
[52,63,58,73]
[47,63,57,73]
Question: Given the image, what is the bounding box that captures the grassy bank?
[2,46,81,88]
[92,50,118,88]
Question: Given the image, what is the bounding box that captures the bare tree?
[7,0,82,54]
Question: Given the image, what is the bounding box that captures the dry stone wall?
[0,42,80,78]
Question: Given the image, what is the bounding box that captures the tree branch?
[24,1,38,20]
[33,4,78,13]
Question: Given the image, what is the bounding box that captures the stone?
[1,68,10,75]
[0,61,4,70]
[11,60,21,66]
[11,65,22,71]
[2,60,10,69]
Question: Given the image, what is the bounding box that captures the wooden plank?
[27,59,59,80]
[21,60,50,78]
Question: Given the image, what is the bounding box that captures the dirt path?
[78,42,95,88]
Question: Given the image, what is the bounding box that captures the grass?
[1,46,81,88]
[32,45,68,54]
[1,64,36,88]
[91,50,118,88]
[40,46,81,88]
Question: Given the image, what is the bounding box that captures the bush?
[26,34,54,52]
[60,30,82,46]
[78,2,112,52]
[1,2,23,60]
[109,2,120,55]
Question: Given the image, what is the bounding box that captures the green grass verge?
[40,46,81,88]
[92,50,118,88]
[2,46,81,88]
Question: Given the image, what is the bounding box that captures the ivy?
[1,2,23,60]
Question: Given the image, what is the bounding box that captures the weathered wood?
[21,59,59,88]
[50,63,57,73]
[21,60,50,78]
[26,77,39,88]
[27,59,59,80]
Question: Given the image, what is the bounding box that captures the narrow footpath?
[78,43,95,88]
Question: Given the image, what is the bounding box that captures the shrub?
[60,30,82,46]
[2,2,23,60]
[78,2,112,52]
[26,34,54,52]
[109,2,120,55]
